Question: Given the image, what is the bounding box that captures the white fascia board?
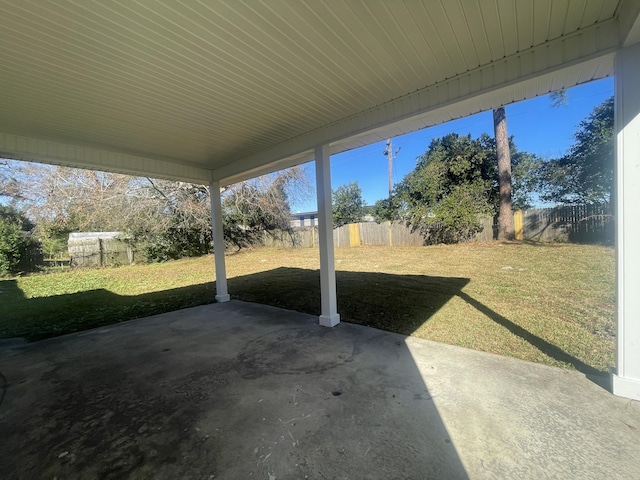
[0,133,211,184]
[213,19,619,185]
[218,52,614,187]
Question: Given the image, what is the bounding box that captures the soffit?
[0,0,634,184]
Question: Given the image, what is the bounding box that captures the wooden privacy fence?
[58,206,611,267]
[262,220,489,248]
[68,232,134,267]
[516,204,613,244]
[337,221,425,247]
[264,204,612,248]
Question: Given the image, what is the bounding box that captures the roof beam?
[0,133,211,184]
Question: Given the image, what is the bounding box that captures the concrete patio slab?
[0,301,638,479]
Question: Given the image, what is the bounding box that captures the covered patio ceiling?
[1,0,639,185]
[2,1,640,401]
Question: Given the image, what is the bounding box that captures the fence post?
[349,223,361,247]
[514,210,524,240]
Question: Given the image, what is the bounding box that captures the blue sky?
[292,77,614,213]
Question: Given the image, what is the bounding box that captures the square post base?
[319,314,340,327]
[215,294,231,303]
[611,373,640,401]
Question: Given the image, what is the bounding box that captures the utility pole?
[383,139,400,198]
[383,139,400,246]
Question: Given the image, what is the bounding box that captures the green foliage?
[134,182,213,261]
[430,181,495,242]
[511,150,542,210]
[140,225,212,262]
[332,182,365,228]
[0,206,30,275]
[372,197,396,223]
[36,222,70,260]
[375,133,540,242]
[0,217,23,275]
[390,134,496,243]
[537,97,614,205]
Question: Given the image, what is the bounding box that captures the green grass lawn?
[0,242,615,374]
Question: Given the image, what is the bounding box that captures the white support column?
[315,144,340,327]
[209,180,230,303]
[612,43,640,400]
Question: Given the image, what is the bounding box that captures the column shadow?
[228,267,607,378]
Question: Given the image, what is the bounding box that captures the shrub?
[0,215,27,275]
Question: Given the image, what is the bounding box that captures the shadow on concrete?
[229,267,605,376]
[3,266,604,380]
[0,266,630,477]
[0,300,470,478]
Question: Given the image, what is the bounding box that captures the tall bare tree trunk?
[493,107,514,240]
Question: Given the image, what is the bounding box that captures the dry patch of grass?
[1,242,615,373]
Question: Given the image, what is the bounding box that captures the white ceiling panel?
[0,0,637,184]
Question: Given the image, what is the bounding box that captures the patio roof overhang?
[2,1,640,401]
[0,0,637,186]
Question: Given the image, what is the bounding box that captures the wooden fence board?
[521,204,613,244]
[68,234,134,267]
[267,205,612,249]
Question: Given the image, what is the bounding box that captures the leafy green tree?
[391,134,496,243]
[373,133,540,238]
[37,222,70,262]
[0,206,32,275]
[138,180,213,260]
[537,97,614,205]
[372,197,396,223]
[332,182,365,228]
[375,133,539,243]
[511,150,542,210]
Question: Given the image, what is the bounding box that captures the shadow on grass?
[228,267,470,335]
[0,278,216,342]
[2,268,604,379]
[0,284,471,479]
[229,267,606,377]
[456,291,605,381]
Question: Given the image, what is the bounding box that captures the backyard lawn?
[0,242,615,373]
